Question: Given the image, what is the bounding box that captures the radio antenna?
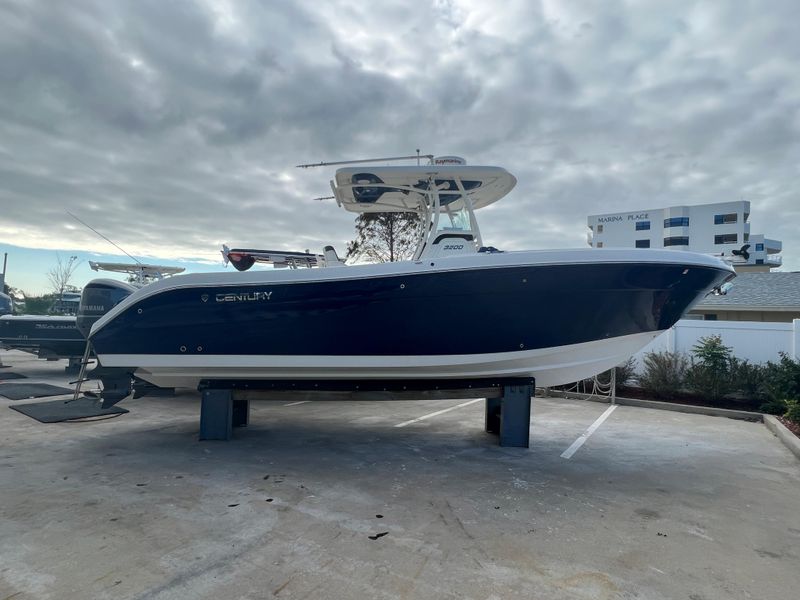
[66,211,142,265]
[296,153,434,169]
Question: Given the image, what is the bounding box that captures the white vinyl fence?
[632,319,800,369]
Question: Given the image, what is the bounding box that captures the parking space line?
[394,398,483,428]
[284,400,311,407]
[560,405,618,459]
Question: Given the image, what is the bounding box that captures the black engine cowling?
[77,279,138,339]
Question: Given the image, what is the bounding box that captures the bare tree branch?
[47,255,81,298]
[345,213,421,263]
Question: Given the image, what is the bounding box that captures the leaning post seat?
[323,246,347,267]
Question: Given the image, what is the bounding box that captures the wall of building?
[586,201,781,268]
[631,318,800,367]
[588,201,749,252]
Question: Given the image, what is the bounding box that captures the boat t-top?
[221,155,514,270]
[88,261,185,284]
[78,154,735,406]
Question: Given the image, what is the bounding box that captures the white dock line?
[284,400,311,406]
[394,398,483,428]
[560,405,618,459]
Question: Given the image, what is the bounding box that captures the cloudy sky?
[1,0,798,294]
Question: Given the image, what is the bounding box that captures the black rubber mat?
[0,383,74,400]
[10,397,128,422]
[0,372,27,380]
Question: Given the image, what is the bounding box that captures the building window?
[744,232,749,242]
[756,259,764,265]
[635,221,650,231]
[744,212,750,222]
[755,243,764,251]
[714,233,738,244]
[597,224,604,233]
[714,213,738,224]
[663,236,689,246]
[596,242,603,248]
[704,314,718,321]
[664,217,689,228]
[635,239,650,248]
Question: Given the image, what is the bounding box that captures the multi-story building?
[587,201,782,271]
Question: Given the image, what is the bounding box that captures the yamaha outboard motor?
[75,279,140,407]
[77,279,138,339]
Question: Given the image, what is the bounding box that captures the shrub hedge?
[632,336,800,422]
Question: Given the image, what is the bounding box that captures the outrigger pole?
[296,152,434,169]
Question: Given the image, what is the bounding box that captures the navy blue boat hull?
[0,316,86,359]
[90,261,729,361]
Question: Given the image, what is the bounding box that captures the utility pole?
[0,253,7,368]
[0,252,7,291]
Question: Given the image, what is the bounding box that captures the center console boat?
[80,156,735,406]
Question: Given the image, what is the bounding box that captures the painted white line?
[284,400,311,407]
[560,405,618,459]
[394,398,483,428]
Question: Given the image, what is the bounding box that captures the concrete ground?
[1,349,799,600]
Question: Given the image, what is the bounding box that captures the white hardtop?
[332,165,516,214]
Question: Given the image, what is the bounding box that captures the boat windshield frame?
[331,171,489,259]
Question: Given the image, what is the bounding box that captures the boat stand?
[484,382,534,447]
[197,378,534,447]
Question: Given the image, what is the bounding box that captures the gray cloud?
[0,0,798,272]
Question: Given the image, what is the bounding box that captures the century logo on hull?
[214,291,273,303]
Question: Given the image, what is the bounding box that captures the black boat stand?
[197,377,535,447]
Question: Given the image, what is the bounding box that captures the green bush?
[615,357,637,386]
[730,358,766,400]
[639,351,688,399]
[20,295,55,315]
[686,335,734,402]
[759,399,788,415]
[594,357,637,387]
[762,354,800,403]
[785,400,800,425]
